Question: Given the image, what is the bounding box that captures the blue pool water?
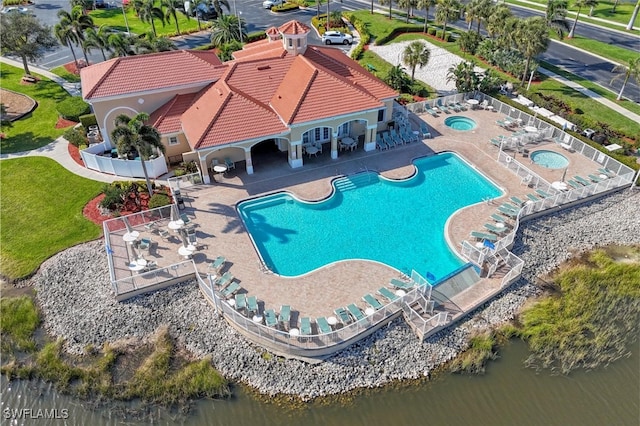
[530,150,569,169]
[444,116,477,131]
[238,153,502,278]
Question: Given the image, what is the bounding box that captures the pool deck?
[110,108,604,321]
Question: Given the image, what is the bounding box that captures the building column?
[244,149,254,175]
[364,125,377,152]
[198,155,211,184]
[331,132,338,159]
[288,142,303,169]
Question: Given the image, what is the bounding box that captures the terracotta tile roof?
[278,20,310,35]
[182,76,287,150]
[226,56,293,105]
[148,92,199,134]
[231,40,285,61]
[81,50,225,100]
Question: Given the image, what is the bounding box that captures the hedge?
[375,26,424,45]
[79,114,97,129]
[271,3,299,12]
[56,98,90,122]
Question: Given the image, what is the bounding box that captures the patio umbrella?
[170,204,179,222]
[179,228,189,247]
[130,241,139,260]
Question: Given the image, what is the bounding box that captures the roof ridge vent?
[257,65,271,70]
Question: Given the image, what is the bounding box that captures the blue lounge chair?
[574,175,591,186]
[316,317,332,334]
[490,138,503,148]
[470,231,498,242]
[377,287,399,302]
[362,294,384,310]
[138,238,151,251]
[389,128,404,145]
[247,295,258,316]
[390,278,414,290]
[382,132,396,148]
[420,122,432,139]
[497,206,518,218]
[209,256,226,272]
[598,168,614,177]
[300,317,312,336]
[437,102,450,114]
[235,293,247,312]
[334,307,352,325]
[264,309,277,327]
[220,282,240,298]
[567,179,581,189]
[376,134,388,150]
[454,101,467,111]
[216,271,234,288]
[180,213,191,225]
[425,106,439,117]
[347,303,365,322]
[526,193,540,202]
[491,213,510,223]
[278,305,291,329]
[484,223,507,234]
[400,128,415,144]
[510,196,526,207]
[536,189,552,198]
[588,174,602,183]
[448,102,461,112]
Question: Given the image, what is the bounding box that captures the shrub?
[148,193,170,209]
[56,97,90,122]
[427,27,437,36]
[396,93,414,104]
[375,26,423,45]
[218,40,243,61]
[99,184,126,211]
[63,127,87,148]
[271,3,299,11]
[457,31,482,55]
[79,114,97,129]
[245,31,267,43]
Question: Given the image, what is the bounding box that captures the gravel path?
[369,40,485,96]
[32,190,640,400]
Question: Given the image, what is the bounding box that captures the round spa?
[444,116,477,131]
[530,150,569,169]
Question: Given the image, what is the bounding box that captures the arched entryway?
[250,138,289,173]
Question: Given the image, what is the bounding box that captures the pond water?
[2,339,637,426]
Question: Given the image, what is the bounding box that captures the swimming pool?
[444,116,477,131]
[530,150,569,169]
[238,153,502,278]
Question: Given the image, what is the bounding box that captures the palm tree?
[446,60,479,93]
[514,17,549,84]
[626,0,639,30]
[398,0,416,23]
[435,0,461,40]
[210,14,245,47]
[107,32,133,57]
[83,25,112,61]
[545,0,570,39]
[162,0,185,35]
[378,0,394,19]
[568,0,598,38]
[54,22,82,69]
[417,0,437,32]
[610,56,640,101]
[465,0,482,31]
[134,0,165,37]
[134,31,177,54]
[211,0,231,17]
[56,6,94,66]
[485,3,512,38]
[475,0,492,33]
[385,64,409,92]
[110,113,166,195]
[402,40,431,83]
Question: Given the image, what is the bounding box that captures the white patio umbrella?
[179,228,189,247]
[170,204,179,222]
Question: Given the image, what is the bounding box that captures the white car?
[262,0,285,9]
[321,31,353,45]
[1,6,30,14]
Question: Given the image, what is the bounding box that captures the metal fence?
[167,172,203,193]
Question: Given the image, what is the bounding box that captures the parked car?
[1,6,29,14]
[262,0,285,9]
[321,31,353,45]
[194,3,218,20]
[94,0,106,8]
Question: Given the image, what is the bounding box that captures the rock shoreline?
[32,190,640,401]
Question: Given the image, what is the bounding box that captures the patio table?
[123,231,139,243]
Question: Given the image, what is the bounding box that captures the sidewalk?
[537,68,640,123]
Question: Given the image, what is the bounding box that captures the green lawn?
[506,0,640,32]
[89,5,203,36]
[0,158,102,280]
[551,34,640,65]
[50,66,81,83]
[0,64,72,153]
[348,10,423,44]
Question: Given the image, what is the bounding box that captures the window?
[338,123,349,137]
[323,128,329,140]
[303,132,310,144]
[168,136,179,146]
[288,38,293,47]
[378,109,385,122]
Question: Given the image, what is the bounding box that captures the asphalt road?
[6,0,639,103]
